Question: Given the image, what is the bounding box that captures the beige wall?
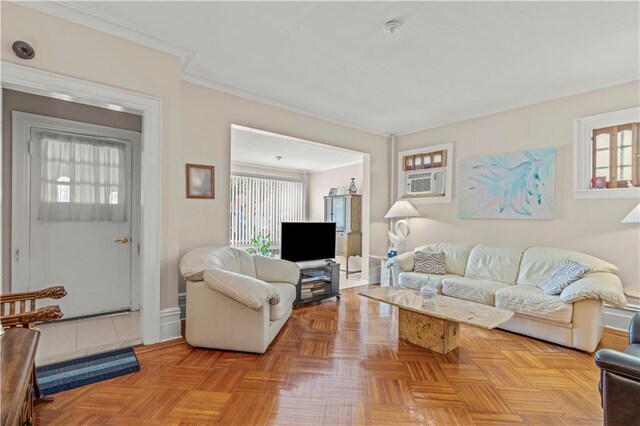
[179,81,388,290]
[394,80,640,288]
[2,3,182,309]
[308,162,364,222]
[1,89,142,292]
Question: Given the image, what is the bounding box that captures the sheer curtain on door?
[36,130,127,222]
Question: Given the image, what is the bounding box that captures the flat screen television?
[281,222,336,262]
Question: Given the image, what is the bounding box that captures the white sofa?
[180,246,300,353]
[387,243,627,352]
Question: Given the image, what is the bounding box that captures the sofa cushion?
[270,282,296,321]
[538,259,588,295]
[441,277,510,306]
[398,272,460,292]
[495,286,573,324]
[413,243,475,276]
[181,246,256,281]
[517,247,618,286]
[414,251,446,274]
[464,245,525,285]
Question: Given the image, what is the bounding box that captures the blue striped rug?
[36,347,140,395]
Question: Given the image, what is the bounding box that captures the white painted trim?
[18,1,188,60]
[309,160,364,174]
[159,307,182,342]
[573,107,640,199]
[1,61,163,345]
[604,303,640,331]
[397,143,454,205]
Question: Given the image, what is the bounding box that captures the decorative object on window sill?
[591,176,607,189]
[328,187,338,196]
[186,163,215,199]
[621,204,640,224]
[385,200,420,254]
[348,178,358,195]
[458,147,557,220]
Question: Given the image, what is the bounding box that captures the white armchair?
[179,246,300,353]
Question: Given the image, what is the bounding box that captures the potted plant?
[246,232,274,257]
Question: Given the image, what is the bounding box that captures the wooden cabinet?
[324,195,362,277]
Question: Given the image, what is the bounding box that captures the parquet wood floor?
[34,285,627,425]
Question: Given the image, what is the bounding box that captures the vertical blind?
[37,130,127,222]
[230,175,304,247]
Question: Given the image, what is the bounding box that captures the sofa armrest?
[559,272,627,308]
[630,313,640,345]
[253,255,300,285]
[203,269,280,309]
[386,251,415,273]
[595,349,640,381]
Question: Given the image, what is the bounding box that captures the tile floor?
[36,310,142,366]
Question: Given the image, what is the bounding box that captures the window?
[574,107,640,199]
[38,130,127,221]
[230,175,304,247]
[591,123,639,188]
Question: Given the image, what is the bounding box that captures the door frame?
[1,62,163,344]
[11,112,142,312]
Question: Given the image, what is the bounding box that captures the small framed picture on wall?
[186,163,215,199]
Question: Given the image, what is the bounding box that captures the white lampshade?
[385,200,420,219]
[621,203,640,224]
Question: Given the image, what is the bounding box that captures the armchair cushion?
[442,277,510,306]
[203,269,279,309]
[559,272,627,308]
[253,255,300,285]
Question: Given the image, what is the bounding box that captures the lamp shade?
[621,203,640,224]
[384,200,420,219]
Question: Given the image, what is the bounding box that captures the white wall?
[394,80,640,288]
[307,162,364,221]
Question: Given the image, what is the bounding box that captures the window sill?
[402,196,452,205]
[572,188,640,200]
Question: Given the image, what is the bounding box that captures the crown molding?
[395,74,640,137]
[16,1,190,60]
[181,71,389,137]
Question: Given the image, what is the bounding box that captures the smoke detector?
[383,20,403,35]
[275,156,283,161]
[12,41,35,60]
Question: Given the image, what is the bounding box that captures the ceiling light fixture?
[383,19,403,35]
[275,156,283,161]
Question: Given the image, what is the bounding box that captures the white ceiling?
[23,2,640,135]
[231,127,363,172]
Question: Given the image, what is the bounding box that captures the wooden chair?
[1,286,67,406]
[1,286,66,328]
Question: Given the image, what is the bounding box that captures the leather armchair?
[595,313,640,425]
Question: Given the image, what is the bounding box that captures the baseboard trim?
[160,307,182,342]
[604,303,639,331]
[368,266,381,284]
[178,292,186,320]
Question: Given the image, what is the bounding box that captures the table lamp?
[384,200,420,255]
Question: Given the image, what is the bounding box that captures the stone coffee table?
[359,287,514,354]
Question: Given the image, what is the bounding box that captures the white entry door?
[12,113,141,319]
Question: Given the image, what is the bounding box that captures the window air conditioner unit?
[405,170,445,196]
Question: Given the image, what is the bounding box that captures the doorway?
[12,112,142,319]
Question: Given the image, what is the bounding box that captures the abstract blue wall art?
[458,147,557,219]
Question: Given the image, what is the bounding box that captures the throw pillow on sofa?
[414,251,446,274]
[538,259,588,295]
